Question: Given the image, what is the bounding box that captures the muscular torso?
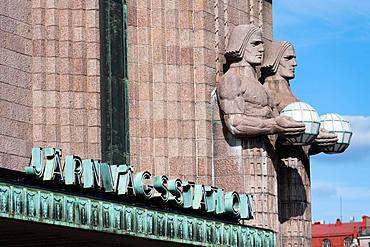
[241,75,275,118]
[218,66,276,118]
[263,78,298,112]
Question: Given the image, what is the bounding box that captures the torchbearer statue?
[215,24,305,234]
[215,24,348,245]
[261,40,339,246]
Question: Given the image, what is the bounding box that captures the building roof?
[313,218,370,238]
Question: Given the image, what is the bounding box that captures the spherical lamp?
[320,113,352,153]
[280,102,321,145]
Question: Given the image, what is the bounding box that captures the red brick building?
[312,216,370,247]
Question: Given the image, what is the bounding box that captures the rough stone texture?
[128,0,276,234]
[0,0,33,170]
[128,0,272,183]
[30,0,101,161]
[128,0,217,184]
[1,0,273,187]
[1,0,101,170]
[261,43,309,247]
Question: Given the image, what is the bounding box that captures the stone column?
[0,0,33,170]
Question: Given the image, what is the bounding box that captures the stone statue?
[261,40,338,246]
[217,25,306,138]
[261,41,338,151]
[215,24,305,235]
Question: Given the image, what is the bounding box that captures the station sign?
[25,147,254,220]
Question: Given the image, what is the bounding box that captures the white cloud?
[310,115,370,220]
[307,116,370,221]
[337,185,370,199]
[311,181,337,198]
[314,181,370,198]
[344,116,370,148]
[313,115,370,163]
[312,180,370,222]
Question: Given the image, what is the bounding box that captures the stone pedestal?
[212,103,279,234]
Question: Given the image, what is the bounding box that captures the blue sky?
[273,0,370,223]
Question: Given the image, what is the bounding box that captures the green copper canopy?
[0,168,275,246]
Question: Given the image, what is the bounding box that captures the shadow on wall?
[278,146,309,223]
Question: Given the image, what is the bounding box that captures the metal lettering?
[133,171,153,199]
[205,186,217,213]
[117,167,135,195]
[82,159,101,188]
[192,184,206,210]
[153,175,169,202]
[111,164,131,192]
[168,178,183,206]
[100,162,114,192]
[64,155,83,185]
[25,147,255,221]
[182,181,195,208]
[216,188,225,214]
[224,192,240,218]
[25,147,44,177]
[43,148,63,181]
[240,193,254,220]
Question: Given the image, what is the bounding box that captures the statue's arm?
[309,129,338,155]
[224,114,278,136]
[217,75,305,137]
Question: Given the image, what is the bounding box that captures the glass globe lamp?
[320,113,352,153]
[280,102,321,145]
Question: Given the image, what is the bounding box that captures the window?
[344,237,352,247]
[100,0,130,164]
[322,239,331,247]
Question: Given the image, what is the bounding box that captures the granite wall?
[0,0,33,170]
[30,0,102,162]
[0,0,102,171]
[128,0,272,184]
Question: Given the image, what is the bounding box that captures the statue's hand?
[313,128,338,147]
[275,115,306,136]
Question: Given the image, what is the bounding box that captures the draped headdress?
[225,24,260,63]
[261,40,293,76]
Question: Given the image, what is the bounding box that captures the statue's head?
[261,41,297,80]
[225,24,264,66]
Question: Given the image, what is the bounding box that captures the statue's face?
[244,31,264,65]
[278,46,297,80]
